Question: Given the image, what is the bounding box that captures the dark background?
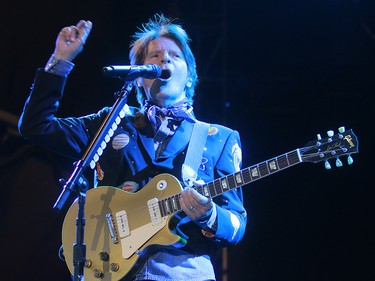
[0,1,374,280]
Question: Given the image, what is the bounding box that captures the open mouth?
[159,69,172,81]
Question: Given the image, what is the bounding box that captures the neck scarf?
[143,99,196,153]
[144,99,195,127]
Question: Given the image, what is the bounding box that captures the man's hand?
[180,180,213,221]
[53,20,92,61]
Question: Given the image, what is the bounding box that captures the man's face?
[138,37,190,107]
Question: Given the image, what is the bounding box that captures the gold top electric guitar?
[61,127,358,281]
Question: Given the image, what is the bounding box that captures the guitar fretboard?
[158,149,302,217]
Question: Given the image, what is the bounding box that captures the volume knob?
[99,251,109,261]
[93,269,103,278]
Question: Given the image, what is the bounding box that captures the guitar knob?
[93,269,103,278]
[110,263,120,272]
[99,251,109,261]
[85,259,92,268]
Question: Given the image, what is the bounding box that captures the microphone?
[102,64,171,81]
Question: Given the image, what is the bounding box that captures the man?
[18,14,247,281]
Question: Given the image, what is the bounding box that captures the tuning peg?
[338,126,346,133]
[347,155,354,165]
[335,158,343,167]
[325,160,331,169]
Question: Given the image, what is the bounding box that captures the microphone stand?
[53,80,134,281]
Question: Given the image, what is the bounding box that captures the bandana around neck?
[143,99,196,129]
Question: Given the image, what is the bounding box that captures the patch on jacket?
[232,143,242,172]
[119,181,139,193]
[112,133,130,150]
[208,126,219,136]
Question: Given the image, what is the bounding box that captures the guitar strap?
[181,120,210,187]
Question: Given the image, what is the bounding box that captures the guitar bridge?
[105,213,118,244]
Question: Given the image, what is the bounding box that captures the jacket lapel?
[137,120,195,161]
[137,124,155,160]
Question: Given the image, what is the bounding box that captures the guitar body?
[62,174,186,281]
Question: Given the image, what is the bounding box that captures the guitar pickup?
[115,210,130,238]
[147,198,162,225]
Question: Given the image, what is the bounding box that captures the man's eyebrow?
[147,49,162,55]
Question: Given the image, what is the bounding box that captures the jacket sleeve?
[18,69,106,159]
[203,129,248,246]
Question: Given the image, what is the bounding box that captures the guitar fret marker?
[171,197,178,212]
[163,200,170,214]
[167,199,174,213]
[203,185,210,197]
[175,195,181,210]
[221,178,229,189]
[235,172,243,185]
[268,160,278,172]
[251,167,259,179]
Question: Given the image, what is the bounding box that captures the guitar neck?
[196,149,302,198]
[158,149,302,217]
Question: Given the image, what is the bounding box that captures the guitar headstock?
[300,126,359,168]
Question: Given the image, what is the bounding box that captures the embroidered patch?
[199,157,208,171]
[232,143,242,172]
[96,162,104,181]
[120,181,139,193]
[208,126,219,136]
[112,133,130,150]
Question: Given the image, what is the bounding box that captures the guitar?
[61,127,358,281]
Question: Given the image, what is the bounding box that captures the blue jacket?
[19,69,247,276]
